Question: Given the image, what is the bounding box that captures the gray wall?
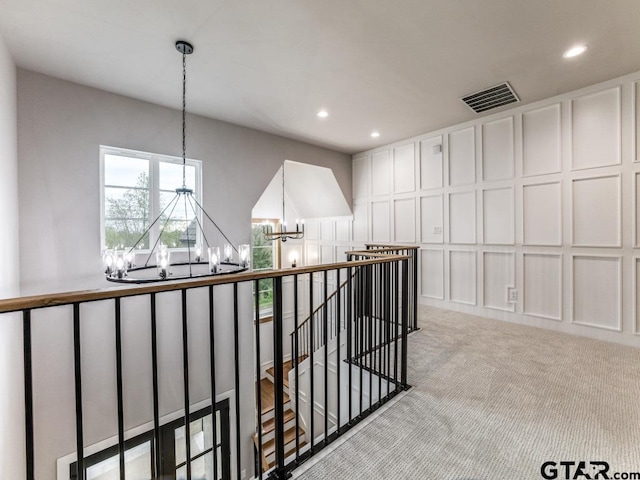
[0,33,24,480]
[17,68,351,290]
[16,69,351,479]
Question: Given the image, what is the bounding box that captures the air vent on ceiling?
[461,82,519,114]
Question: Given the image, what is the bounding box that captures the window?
[251,220,280,319]
[100,146,202,251]
[70,401,230,480]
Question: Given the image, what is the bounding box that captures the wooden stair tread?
[259,426,305,458]
[266,356,309,389]
[258,378,290,415]
[260,409,296,435]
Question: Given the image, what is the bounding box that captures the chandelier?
[102,41,249,283]
[263,162,305,242]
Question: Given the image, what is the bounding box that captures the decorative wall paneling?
[572,255,621,331]
[449,250,476,305]
[421,249,444,300]
[352,70,640,347]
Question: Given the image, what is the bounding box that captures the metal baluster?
[233,284,241,480]
[23,310,34,480]
[150,294,161,478]
[272,277,286,478]
[208,286,218,480]
[309,273,315,450]
[401,260,409,389]
[323,270,328,444]
[293,274,300,462]
[73,303,85,480]
[336,268,341,433]
[253,281,263,480]
[347,267,353,424]
[181,290,192,480]
[115,298,125,480]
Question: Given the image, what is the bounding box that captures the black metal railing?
[289,269,357,360]
[364,244,419,332]
[2,251,412,480]
[254,249,413,479]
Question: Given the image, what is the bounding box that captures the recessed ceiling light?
[563,45,588,59]
[371,131,380,138]
[317,110,329,118]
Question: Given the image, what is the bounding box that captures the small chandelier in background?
[263,162,305,243]
[102,41,250,283]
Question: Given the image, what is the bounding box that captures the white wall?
[14,69,351,480]
[353,69,640,348]
[0,33,24,480]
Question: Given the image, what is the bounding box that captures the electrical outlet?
[433,226,443,235]
[507,287,518,302]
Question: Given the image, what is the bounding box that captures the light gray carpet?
[295,306,640,480]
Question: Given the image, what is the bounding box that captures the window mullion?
[150,158,160,247]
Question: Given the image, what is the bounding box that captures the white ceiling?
[1,0,640,154]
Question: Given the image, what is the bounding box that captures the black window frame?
[70,399,231,480]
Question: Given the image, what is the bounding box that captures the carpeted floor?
[294,306,640,480]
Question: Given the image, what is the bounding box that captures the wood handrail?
[0,254,410,314]
[364,243,420,251]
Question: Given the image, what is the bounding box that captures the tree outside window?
[101,147,201,251]
[252,221,280,319]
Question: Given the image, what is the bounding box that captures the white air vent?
[461,82,519,113]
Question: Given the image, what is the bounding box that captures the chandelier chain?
[182,51,187,188]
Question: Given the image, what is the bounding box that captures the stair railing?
[1,251,411,480]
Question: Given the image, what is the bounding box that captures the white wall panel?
[371,200,390,243]
[448,127,475,186]
[483,187,514,245]
[572,175,621,247]
[371,150,390,196]
[420,194,444,244]
[320,219,333,241]
[305,219,319,240]
[482,117,514,181]
[335,219,350,242]
[572,87,621,170]
[636,82,640,162]
[421,249,444,299]
[635,172,640,247]
[352,202,368,242]
[449,190,476,244]
[573,256,621,331]
[321,245,334,264]
[635,258,640,334]
[523,253,562,320]
[393,198,416,243]
[420,136,443,189]
[305,244,319,266]
[523,182,562,246]
[449,250,476,305]
[522,104,561,177]
[393,143,415,193]
[352,156,370,199]
[483,252,515,312]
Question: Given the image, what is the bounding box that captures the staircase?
[254,357,308,472]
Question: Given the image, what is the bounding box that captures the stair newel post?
[271,276,291,479]
[400,259,409,390]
